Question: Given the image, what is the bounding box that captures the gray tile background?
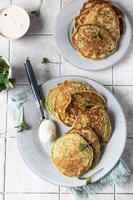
[0,0,133,199]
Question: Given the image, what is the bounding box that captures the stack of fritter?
[71,0,123,60]
[45,81,111,177]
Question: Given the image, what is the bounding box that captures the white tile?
[116,139,133,193]
[60,194,114,200]
[60,194,74,200]
[113,38,133,85]
[0,92,7,134]
[0,0,10,11]
[0,194,3,200]
[7,85,30,137]
[90,194,114,200]
[61,59,112,85]
[116,194,133,200]
[114,86,133,137]
[10,36,60,84]
[5,194,58,200]
[5,138,59,192]
[0,36,9,58]
[12,0,60,34]
[0,138,5,192]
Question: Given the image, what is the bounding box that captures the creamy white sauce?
[39,119,57,143]
[0,6,30,39]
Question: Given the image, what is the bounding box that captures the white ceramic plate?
[17,76,127,187]
[54,0,132,71]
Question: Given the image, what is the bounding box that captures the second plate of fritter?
[54,0,132,70]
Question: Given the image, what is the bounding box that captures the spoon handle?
[24,58,45,120]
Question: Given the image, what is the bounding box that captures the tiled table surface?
[0,0,133,200]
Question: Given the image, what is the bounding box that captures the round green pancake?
[67,128,100,168]
[51,133,94,177]
[72,24,116,60]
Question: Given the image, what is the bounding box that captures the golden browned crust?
[67,128,101,168]
[72,24,116,60]
[51,133,94,177]
[53,80,94,125]
[73,106,112,146]
[61,91,106,126]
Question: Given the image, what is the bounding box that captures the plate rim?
[54,0,132,71]
[17,75,127,187]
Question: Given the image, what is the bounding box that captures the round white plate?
[17,76,127,187]
[54,0,132,71]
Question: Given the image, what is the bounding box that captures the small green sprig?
[41,57,60,65]
[78,167,104,185]
[84,100,95,109]
[78,143,88,151]
[31,0,43,17]
[15,106,29,132]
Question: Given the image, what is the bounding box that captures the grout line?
[6,192,59,194]
[11,83,133,87]
[59,187,60,200]
[14,83,30,86]
[61,192,114,194]
[3,137,7,200]
[114,186,116,200]
[3,91,9,199]
[3,40,10,199]
[127,137,133,139]
[60,0,63,9]
[59,56,62,77]
[116,193,133,194]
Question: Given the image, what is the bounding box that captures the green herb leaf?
[15,106,30,132]
[9,78,16,84]
[41,57,60,64]
[31,0,43,17]
[78,143,88,151]
[31,10,40,17]
[78,167,104,185]
[84,100,95,108]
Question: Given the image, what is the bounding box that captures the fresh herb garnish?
[41,57,60,64]
[15,106,29,132]
[84,100,95,108]
[78,143,88,151]
[31,0,43,17]
[92,29,102,40]
[0,57,15,92]
[78,167,104,185]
